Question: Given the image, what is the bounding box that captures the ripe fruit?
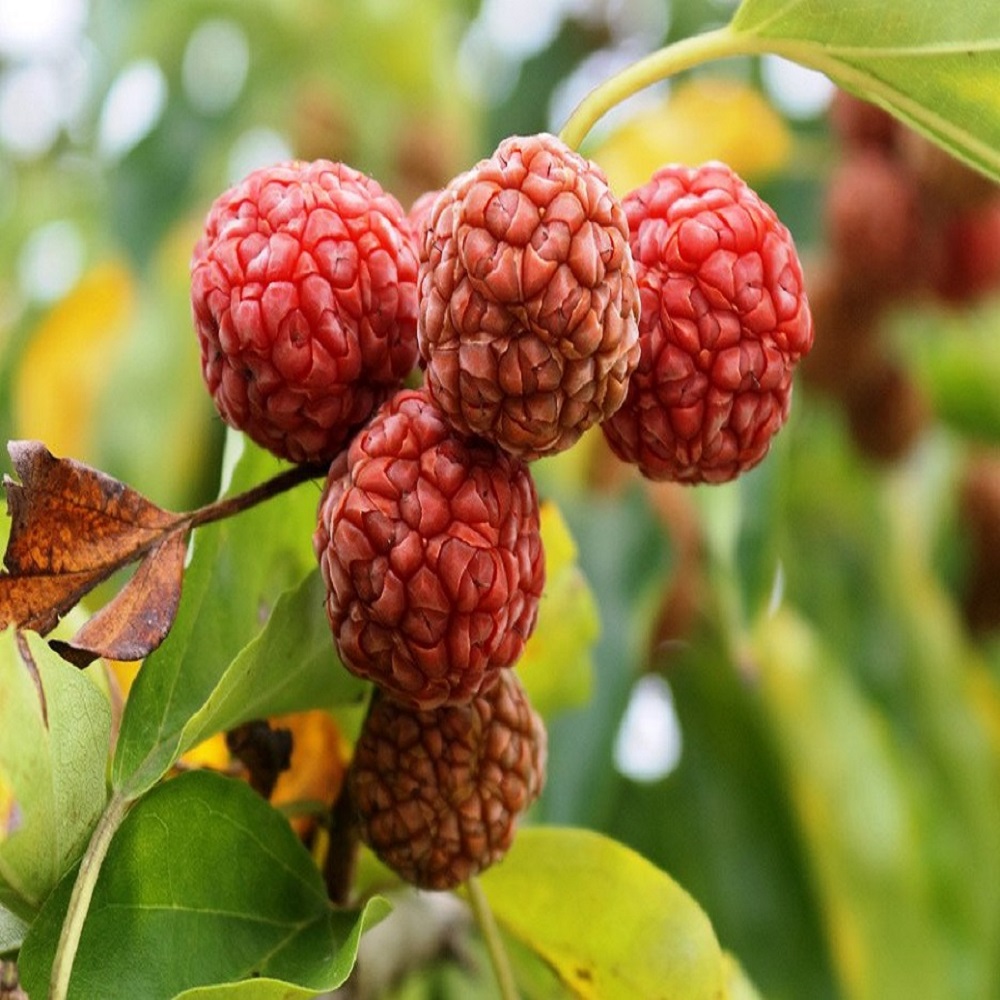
[418,132,640,461]
[313,387,545,709]
[349,669,546,890]
[602,161,814,484]
[190,159,419,464]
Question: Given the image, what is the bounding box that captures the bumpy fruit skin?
[418,132,640,461]
[314,387,544,709]
[350,669,546,890]
[191,159,419,464]
[602,161,814,484]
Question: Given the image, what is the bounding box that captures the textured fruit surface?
[350,669,546,890]
[191,159,419,463]
[314,387,544,708]
[602,161,814,484]
[419,132,640,461]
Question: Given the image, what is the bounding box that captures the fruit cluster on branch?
[188,131,814,889]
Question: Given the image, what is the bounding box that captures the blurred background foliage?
[2,1,1000,998]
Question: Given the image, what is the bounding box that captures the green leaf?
[19,770,389,999]
[0,903,28,954]
[0,630,110,920]
[751,608,953,1000]
[112,433,324,797]
[479,827,726,999]
[173,569,366,763]
[722,952,765,1000]
[896,302,1000,445]
[516,501,599,718]
[730,0,1000,182]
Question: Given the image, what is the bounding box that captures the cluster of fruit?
[188,132,813,889]
[804,89,1000,462]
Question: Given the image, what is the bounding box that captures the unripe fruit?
[602,161,814,484]
[418,132,640,461]
[350,669,546,890]
[191,159,419,464]
[314,387,544,709]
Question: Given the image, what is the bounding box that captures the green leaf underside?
[18,770,388,999]
[0,630,110,920]
[0,903,28,954]
[176,568,366,762]
[112,433,328,798]
[479,827,725,999]
[731,0,1000,181]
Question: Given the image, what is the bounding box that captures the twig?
[466,876,519,1000]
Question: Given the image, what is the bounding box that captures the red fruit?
[419,132,640,461]
[350,670,546,890]
[313,387,544,709]
[191,159,419,464]
[408,189,443,270]
[602,161,814,484]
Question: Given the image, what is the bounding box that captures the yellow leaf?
[0,768,18,844]
[14,261,135,459]
[516,501,599,717]
[479,827,726,1000]
[270,710,348,836]
[591,78,793,196]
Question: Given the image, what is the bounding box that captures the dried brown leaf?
[0,441,183,644]
[4,440,178,574]
[50,528,189,667]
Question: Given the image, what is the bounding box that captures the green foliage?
[731,0,1000,181]
[18,771,388,998]
[112,432,327,797]
[0,632,110,921]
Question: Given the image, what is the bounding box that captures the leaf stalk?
[467,875,520,1000]
[48,790,132,1000]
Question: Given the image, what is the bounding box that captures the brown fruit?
[350,670,546,890]
[314,387,544,709]
[418,132,640,460]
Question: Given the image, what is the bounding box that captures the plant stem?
[49,791,132,1000]
[187,459,332,531]
[466,876,519,1000]
[558,25,763,150]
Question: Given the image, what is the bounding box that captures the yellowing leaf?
[479,827,726,1000]
[14,261,135,459]
[179,733,230,771]
[516,502,599,717]
[751,609,951,1000]
[269,711,347,832]
[0,769,18,845]
[591,79,792,196]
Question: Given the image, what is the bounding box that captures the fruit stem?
[187,458,333,531]
[48,790,132,1000]
[467,875,520,1000]
[558,24,758,150]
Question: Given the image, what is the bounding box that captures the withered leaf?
[50,528,189,668]
[0,441,186,655]
[4,440,178,575]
